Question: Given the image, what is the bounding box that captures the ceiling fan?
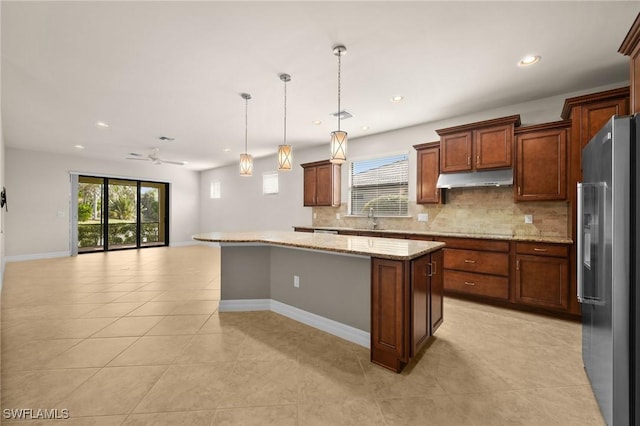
[126,148,185,166]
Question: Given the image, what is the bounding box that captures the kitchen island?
[192,231,445,372]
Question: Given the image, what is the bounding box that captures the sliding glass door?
[77,176,169,253]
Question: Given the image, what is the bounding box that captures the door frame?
[70,172,170,255]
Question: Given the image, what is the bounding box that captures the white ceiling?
[2,1,638,171]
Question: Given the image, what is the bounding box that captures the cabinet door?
[440,131,472,172]
[580,98,629,149]
[515,255,569,310]
[371,258,408,371]
[303,166,317,206]
[515,128,567,201]
[315,163,333,206]
[430,249,444,334]
[411,255,430,356]
[474,125,513,170]
[416,146,441,204]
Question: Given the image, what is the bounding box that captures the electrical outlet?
[524,214,533,224]
[294,275,300,288]
[313,212,317,220]
[336,213,341,220]
[418,213,428,222]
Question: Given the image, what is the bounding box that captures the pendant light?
[330,45,347,164]
[239,93,253,176]
[277,73,292,171]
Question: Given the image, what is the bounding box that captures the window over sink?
[349,153,409,217]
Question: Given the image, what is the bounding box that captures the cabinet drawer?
[438,238,509,252]
[444,270,509,300]
[444,249,509,276]
[515,242,569,257]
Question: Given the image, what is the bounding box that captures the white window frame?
[262,171,279,195]
[210,180,221,199]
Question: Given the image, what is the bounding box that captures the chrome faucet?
[367,207,378,230]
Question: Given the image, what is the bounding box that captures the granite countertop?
[192,231,445,261]
[293,226,573,245]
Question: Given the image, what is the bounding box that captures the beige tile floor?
[0,245,604,425]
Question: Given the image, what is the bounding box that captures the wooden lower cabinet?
[514,243,569,311]
[371,250,444,372]
[442,238,510,301]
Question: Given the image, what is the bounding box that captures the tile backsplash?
[313,187,569,238]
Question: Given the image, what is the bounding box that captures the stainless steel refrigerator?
[578,114,639,426]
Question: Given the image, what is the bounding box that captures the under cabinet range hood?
[436,169,513,189]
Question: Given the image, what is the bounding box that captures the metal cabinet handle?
[431,261,437,275]
[533,248,548,252]
[467,156,470,166]
[476,155,480,164]
[464,259,476,264]
[464,281,476,286]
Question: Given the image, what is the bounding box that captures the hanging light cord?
[283,79,287,145]
[337,52,342,132]
[244,97,248,154]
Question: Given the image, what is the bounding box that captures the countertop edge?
[192,233,445,261]
[293,226,574,245]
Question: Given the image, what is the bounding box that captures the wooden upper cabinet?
[474,125,513,170]
[437,115,521,173]
[440,132,472,172]
[301,160,341,207]
[561,87,630,149]
[514,121,570,202]
[619,12,640,115]
[413,142,441,204]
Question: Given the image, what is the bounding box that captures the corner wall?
[4,148,200,258]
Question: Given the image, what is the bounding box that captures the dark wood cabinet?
[514,121,570,201]
[414,141,441,204]
[474,124,513,170]
[619,13,640,114]
[301,160,341,207]
[514,242,570,311]
[371,249,444,372]
[562,86,629,315]
[441,237,510,302]
[437,115,520,173]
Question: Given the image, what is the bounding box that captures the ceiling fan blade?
[160,160,186,166]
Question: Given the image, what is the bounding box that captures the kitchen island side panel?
[220,245,271,300]
[270,246,371,332]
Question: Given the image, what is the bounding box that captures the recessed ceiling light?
[312,120,322,125]
[362,125,370,131]
[223,148,231,153]
[74,144,85,149]
[518,55,541,67]
[390,96,404,103]
[95,121,109,128]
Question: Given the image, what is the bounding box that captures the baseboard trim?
[170,241,203,247]
[219,298,370,349]
[5,251,70,263]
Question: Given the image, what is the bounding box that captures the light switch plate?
[336,213,341,220]
[524,214,533,224]
[418,213,428,222]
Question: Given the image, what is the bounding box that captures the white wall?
[199,82,628,233]
[5,148,200,258]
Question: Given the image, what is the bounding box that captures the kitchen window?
[262,172,279,195]
[349,153,409,216]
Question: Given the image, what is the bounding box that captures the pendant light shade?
[239,153,253,176]
[239,93,253,177]
[329,130,347,164]
[278,73,292,171]
[330,45,347,164]
[277,144,292,171]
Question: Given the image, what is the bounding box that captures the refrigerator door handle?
[577,183,584,303]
